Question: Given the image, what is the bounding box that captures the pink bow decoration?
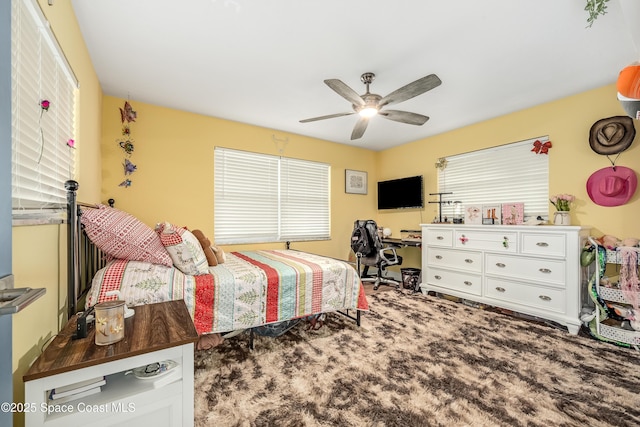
[531,140,552,154]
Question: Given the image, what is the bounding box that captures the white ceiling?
[69,0,640,151]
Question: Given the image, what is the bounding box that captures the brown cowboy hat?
[589,116,636,155]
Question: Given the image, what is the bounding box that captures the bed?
[65,180,368,346]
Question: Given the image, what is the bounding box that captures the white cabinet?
[24,300,199,427]
[421,224,591,335]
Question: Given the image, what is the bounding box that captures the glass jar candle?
[94,300,125,345]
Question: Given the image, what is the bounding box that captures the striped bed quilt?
[86,250,369,335]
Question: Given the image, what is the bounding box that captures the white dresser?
[420,224,591,334]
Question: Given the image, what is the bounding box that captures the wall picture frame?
[345,169,367,194]
[501,203,524,225]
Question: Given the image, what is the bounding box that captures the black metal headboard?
[65,180,110,319]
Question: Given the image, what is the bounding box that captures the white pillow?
[155,222,210,275]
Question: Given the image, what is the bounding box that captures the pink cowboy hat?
[586,166,638,207]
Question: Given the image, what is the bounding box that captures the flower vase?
[553,211,571,226]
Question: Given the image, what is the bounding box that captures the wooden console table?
[24,300,199,427]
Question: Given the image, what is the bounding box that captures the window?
[11,0,78,217]
[437,137,549,220]
[214,148,330,244]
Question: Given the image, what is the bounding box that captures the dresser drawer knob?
[463,281,472,286]
[435,255,443,260]
[495,287,506,292]
[436,236,444,240]
[496,262,506,268]
[434,275,442,280]
[539,295,552,301]
[539,268,552,274]
[536,242,549,247]
[502,237,509,248]
[459,235,468,244]
[465,259,473,263]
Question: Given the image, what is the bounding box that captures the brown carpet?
[193,289,640,427]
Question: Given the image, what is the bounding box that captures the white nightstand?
[23,300,199,427]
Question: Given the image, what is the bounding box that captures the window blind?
[438,137,549,220]
[11,0,78,213]
[214,148,330,244]
[280,157,330,240]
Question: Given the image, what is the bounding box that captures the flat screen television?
[377,175,424,210]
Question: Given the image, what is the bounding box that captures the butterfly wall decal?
[120,101,137,123]
[119,179,132,188]
[123,159,137,175]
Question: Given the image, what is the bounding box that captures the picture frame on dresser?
[501,202,524,225]
[464,205,482,225]
[482,204,502,225]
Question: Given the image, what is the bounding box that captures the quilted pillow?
[81,205,172,266]
[85,259,196,310]
[155,222,210,275]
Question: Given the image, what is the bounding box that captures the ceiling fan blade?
[324,79,365,107]
[379,110,429,126]
[351,117,369,140]
[379,74,442,107]
[299,112,355,123]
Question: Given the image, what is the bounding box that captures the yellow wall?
[378,84,640,238]
[378,83,640,244]
[11,2,102,425]
[101,84,639,274]
[101,96,379,261]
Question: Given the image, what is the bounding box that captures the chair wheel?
[373,285,379,290]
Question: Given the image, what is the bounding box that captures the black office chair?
[350,219,403,290]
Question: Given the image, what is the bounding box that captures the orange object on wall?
[617,63,640,99]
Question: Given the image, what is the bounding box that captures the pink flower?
[67,139,75,148]
[550,194,575,211]
[40,100,50,111]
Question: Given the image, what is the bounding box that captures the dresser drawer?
[454,230,517,253]
[521,233,566,257]
[485,253,565,287]
[425,229,453,247]
[426,247,482,273]
[485,277,566,314]
[425,267,482,296]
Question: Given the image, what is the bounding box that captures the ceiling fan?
[300,72,442,140]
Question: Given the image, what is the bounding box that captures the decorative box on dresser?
[420,224,591,334]
[23,300,199,427]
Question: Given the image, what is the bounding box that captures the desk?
[382,238,422,248]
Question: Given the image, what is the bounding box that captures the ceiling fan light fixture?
[359,106,378,118]
[300,72,441,140]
